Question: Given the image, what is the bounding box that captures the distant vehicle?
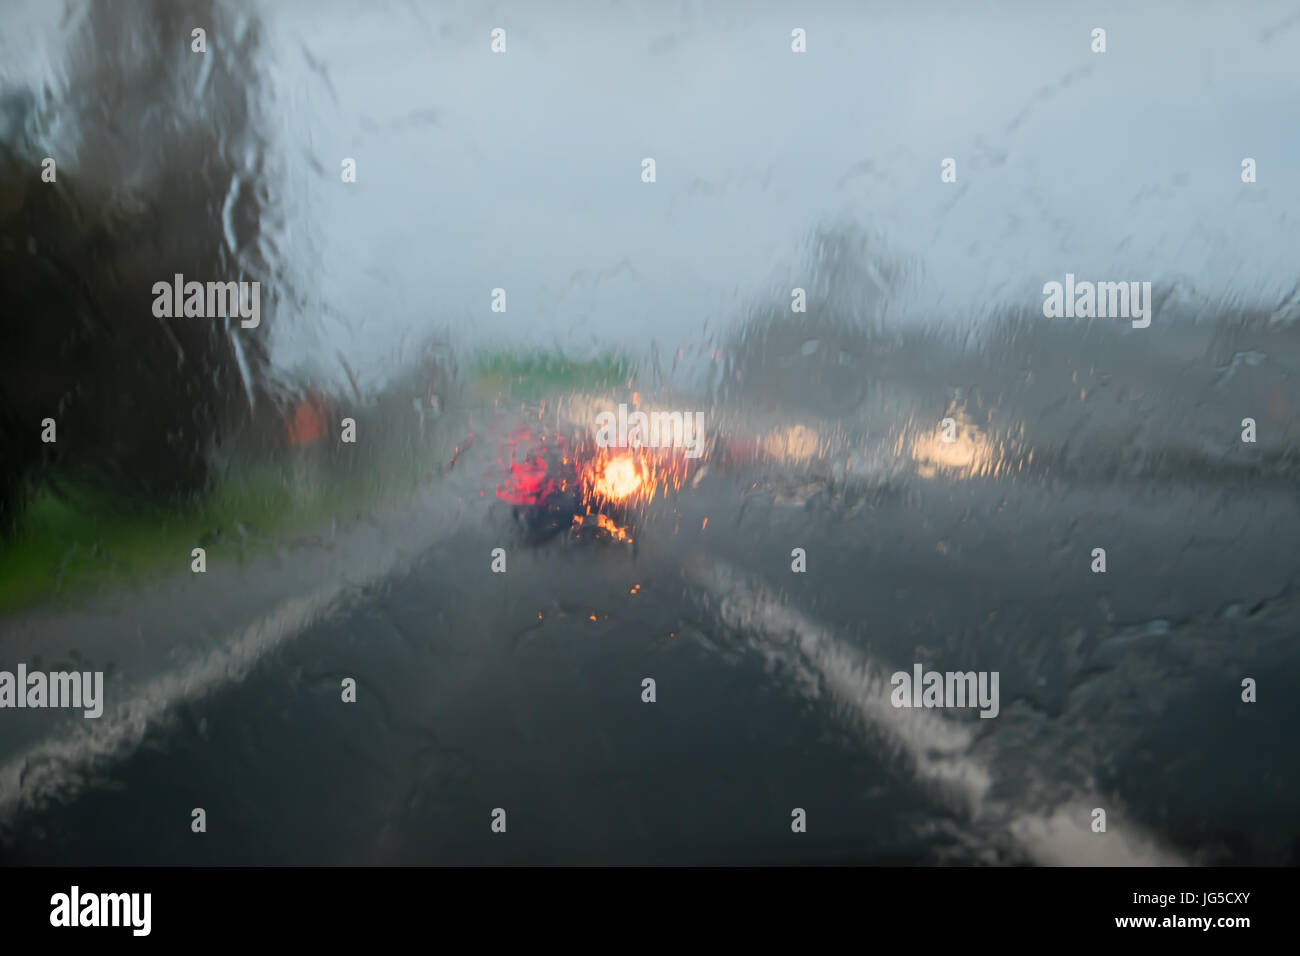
[495,428,637,553]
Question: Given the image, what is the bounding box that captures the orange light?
[594,455,643,500]
[577,444,692,509]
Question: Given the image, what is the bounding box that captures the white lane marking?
[692,556,1187,866]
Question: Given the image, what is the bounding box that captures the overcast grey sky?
[6,0,1299,385]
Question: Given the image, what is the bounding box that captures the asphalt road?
[3,408,1297,865]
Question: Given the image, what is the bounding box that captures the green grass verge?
[0,464,389,615]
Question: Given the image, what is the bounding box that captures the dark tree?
[0,0,278,529]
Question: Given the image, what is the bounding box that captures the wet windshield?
[1,0,1297,868]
